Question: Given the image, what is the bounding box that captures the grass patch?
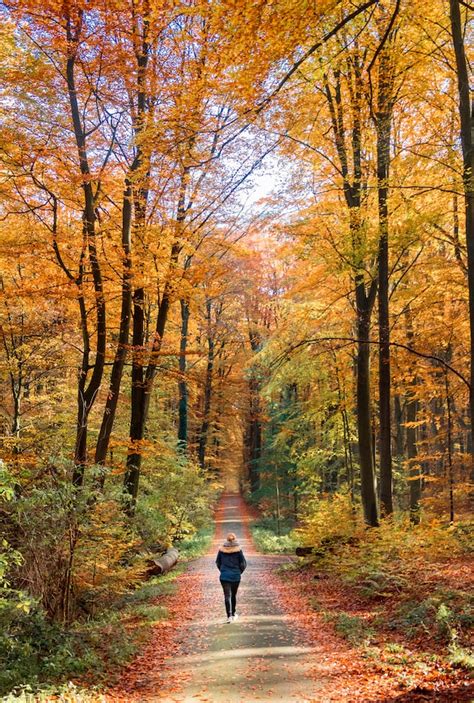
[178,524,214,559]
[250,517,297,554]
[2,681,108,702]
[331,612,374,645]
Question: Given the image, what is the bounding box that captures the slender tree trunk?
[377,106,393,516]
[405,306,421,522]
[406,390,419,523]
[357,302,379,526]
[124,241,180,506]
[449,0,474,484]
[198,299,214,468]
[445,368,455,523]
[124,282,146,503]
[394,394,404,457]
[123,13,155,508]
[247,376,262,492]
[178,299,190,449]
[95,180,133,469]
[246,324,262,492]
[324,63,378,525]
[65,13,106,486]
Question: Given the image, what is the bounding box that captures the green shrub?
[351,566,407,599]
[332,612,374,645]
[387,595,472,644]
[449,645,474,670]
[251,527,297,554]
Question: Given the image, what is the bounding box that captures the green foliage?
[251,527,297,554]
[0,571,186,697]
[331,612,374,645]
[448,645,474,670]
[452,520,474,554]
[0,451,216,698]
[350,565,407,599]
[178,525,215,559]
[0,593,143,696]
[387,592,473,646]
[250,515,297,554]
[134,456,216,548]
[2,681,107,702]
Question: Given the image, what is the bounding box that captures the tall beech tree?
[372,16,398,516]
[322,48,379,526]
[449,0,474,472]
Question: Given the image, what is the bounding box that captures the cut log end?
[146,547,179,577]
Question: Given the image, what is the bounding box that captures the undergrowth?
[0,526,212,700]
[292,494,474,671]
[250,516,297,553]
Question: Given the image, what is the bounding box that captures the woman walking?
[216,532,247,623]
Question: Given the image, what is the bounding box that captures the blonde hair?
[226,532,237,542]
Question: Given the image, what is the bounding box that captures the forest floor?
[102,494,474,703]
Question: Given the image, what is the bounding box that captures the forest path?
[114,493,321,702]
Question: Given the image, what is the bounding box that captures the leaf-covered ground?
[103,495,473,702]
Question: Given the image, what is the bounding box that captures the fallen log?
[295,546,314,556]
[146,548,179,577]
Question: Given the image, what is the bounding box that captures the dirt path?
[113,494,320,702]
[172,493,318,702]
[110,494,474,703]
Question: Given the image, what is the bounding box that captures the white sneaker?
[226,615,232,623]
[232,613,238,621]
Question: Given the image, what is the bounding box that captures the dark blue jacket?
[216,548,247,582]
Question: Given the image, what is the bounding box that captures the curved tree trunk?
[65,15,106,486]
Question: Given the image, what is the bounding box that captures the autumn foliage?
[0,0,473,698]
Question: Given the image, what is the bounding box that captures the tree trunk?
[247,377,262,492]
[65,14,106,486]
[95,180,133,469]
[357,302,379,526]
[449,0,474,483]
[178,299,190,449]
[124,241,180,506]
[394,394,404,457]
[445,367,455,523]
[198,299,214,469]
[246,323,262,492]
[124,283,146,503]
[323,62,378,525]
[377,107,393,516]
[405,306,421,522]
[406,390,420,523]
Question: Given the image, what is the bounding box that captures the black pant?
[220,580,240,616]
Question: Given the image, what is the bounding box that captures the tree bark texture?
[178,299,190,448]
[198,299,214,469]
[65,13,106,486]
[449,0,474,484]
